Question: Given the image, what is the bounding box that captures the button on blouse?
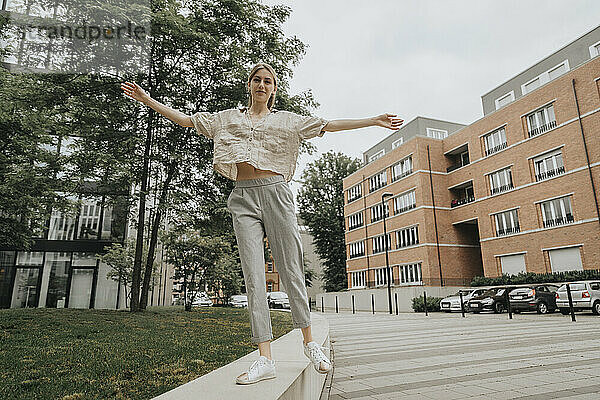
[190,108,329,182]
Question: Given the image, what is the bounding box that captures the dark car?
[509,284,559,314]
[467,286,516,314]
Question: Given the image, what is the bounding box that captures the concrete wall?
[317,286,465,313]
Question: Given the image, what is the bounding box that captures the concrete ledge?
[152,312,329,400]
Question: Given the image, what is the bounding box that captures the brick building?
[343,26,600,289]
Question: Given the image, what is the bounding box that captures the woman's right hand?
[121,81,150,104]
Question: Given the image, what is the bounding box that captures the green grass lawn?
[0,306,293,400]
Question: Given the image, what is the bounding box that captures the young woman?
[121,63,403,385]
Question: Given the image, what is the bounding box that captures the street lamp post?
[382,192,394,314]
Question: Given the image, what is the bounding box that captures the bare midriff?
[235,162,282,181]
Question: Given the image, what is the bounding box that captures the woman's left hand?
[373,113,404,130]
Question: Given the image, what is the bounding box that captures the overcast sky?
[261,0,600,204]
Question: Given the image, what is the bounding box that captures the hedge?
[411,295,443,312]
[470,269,600,287]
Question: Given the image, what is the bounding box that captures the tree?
[297,151,362,292]
[162,229,235,311]
[97,240,158,309]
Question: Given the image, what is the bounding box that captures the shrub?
[470,269,600,287]
[412,295,443,312]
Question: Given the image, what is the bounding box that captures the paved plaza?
[324,311,600,400]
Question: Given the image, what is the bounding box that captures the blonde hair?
[247,63,278,110]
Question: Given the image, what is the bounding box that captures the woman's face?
[248,68,276,106]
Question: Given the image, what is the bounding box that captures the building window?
[391,156,413,182]
[426,128,448,139]
[483,127,507,156]
[372,233,391,254]
[368,149,385,163]
[526,104,556,137]
[369,170,387,192]
[541,196,574,228]
[495,91,515,110]
[351,271,366,288]
[394,190,416,214]
[348,212,364,231]
[396,225,419,249]
[534,149,565,181]
[521,60,569,95]
[267,262,273,272]
[392,137,404,149]
[494,209,520,236]
[347,183,362,203]
[349,241,365,259]
[489,167,514,195]
[399,263,422,285]
[370,203,389,223]
[374,267,390,287]
[267,281,274,292]
[589,40,600,58]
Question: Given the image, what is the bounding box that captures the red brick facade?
[343,57,600,289]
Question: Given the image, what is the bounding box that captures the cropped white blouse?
[191,108,328,182]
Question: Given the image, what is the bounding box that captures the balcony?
[535,166,565,182]
[490,183,514,195]
[395,203,416,214]
[485,142,508,156]
[445,144,470,172]
[497,225,520,236]
[543,213,574,228]
[451,196,475,208]
[528,120,557,138]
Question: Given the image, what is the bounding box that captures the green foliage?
[297,151,362,292]
[470,269,600,287]
[0,307,292,400]
[411,295,443,312]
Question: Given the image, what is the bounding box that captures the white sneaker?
[303,341,331,374]
[235,356,276,385]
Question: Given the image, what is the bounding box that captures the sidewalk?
[323,311,600,400]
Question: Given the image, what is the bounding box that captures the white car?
[192,292,213,307]
[556,281,600,315]
[268,291,290,309]
[440,288,488,312]
[229,294,248,308]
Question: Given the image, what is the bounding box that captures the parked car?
[229,294,248,308]
[509,284,559,314]
[555,281,600,315]
[440,288,488,312]
[267,291,290,309]
[467,286,516,314]
[192,292,213,307]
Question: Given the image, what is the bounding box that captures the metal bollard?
[371,294,375,314]
[566,284,576,322]
[505,288,513,320]
[335,296,339,313]
[309,297,312,312]
[423,291,428,316]
[459,291,465,317]
[394,292,398,315]
[352,295,355,314]
[321,297,324,313]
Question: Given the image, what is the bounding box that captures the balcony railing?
[496,225,520,236]
[485,142,508,156]
[528,120,557,137]
[348,222,364,231]
[395,203,416,214]
[369,182,386,193]
[543,214,574,228]
[451,196,475,208]
[490,183,514,195]
[349,252,365,259]
[392,169,413,182]
[348,194,362,203]
[535,166,565,182]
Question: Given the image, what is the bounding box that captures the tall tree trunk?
[131,110,153,312]
[140,161,177,309]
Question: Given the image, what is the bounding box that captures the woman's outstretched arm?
[121,81,193,127]
[323,113,403,132]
